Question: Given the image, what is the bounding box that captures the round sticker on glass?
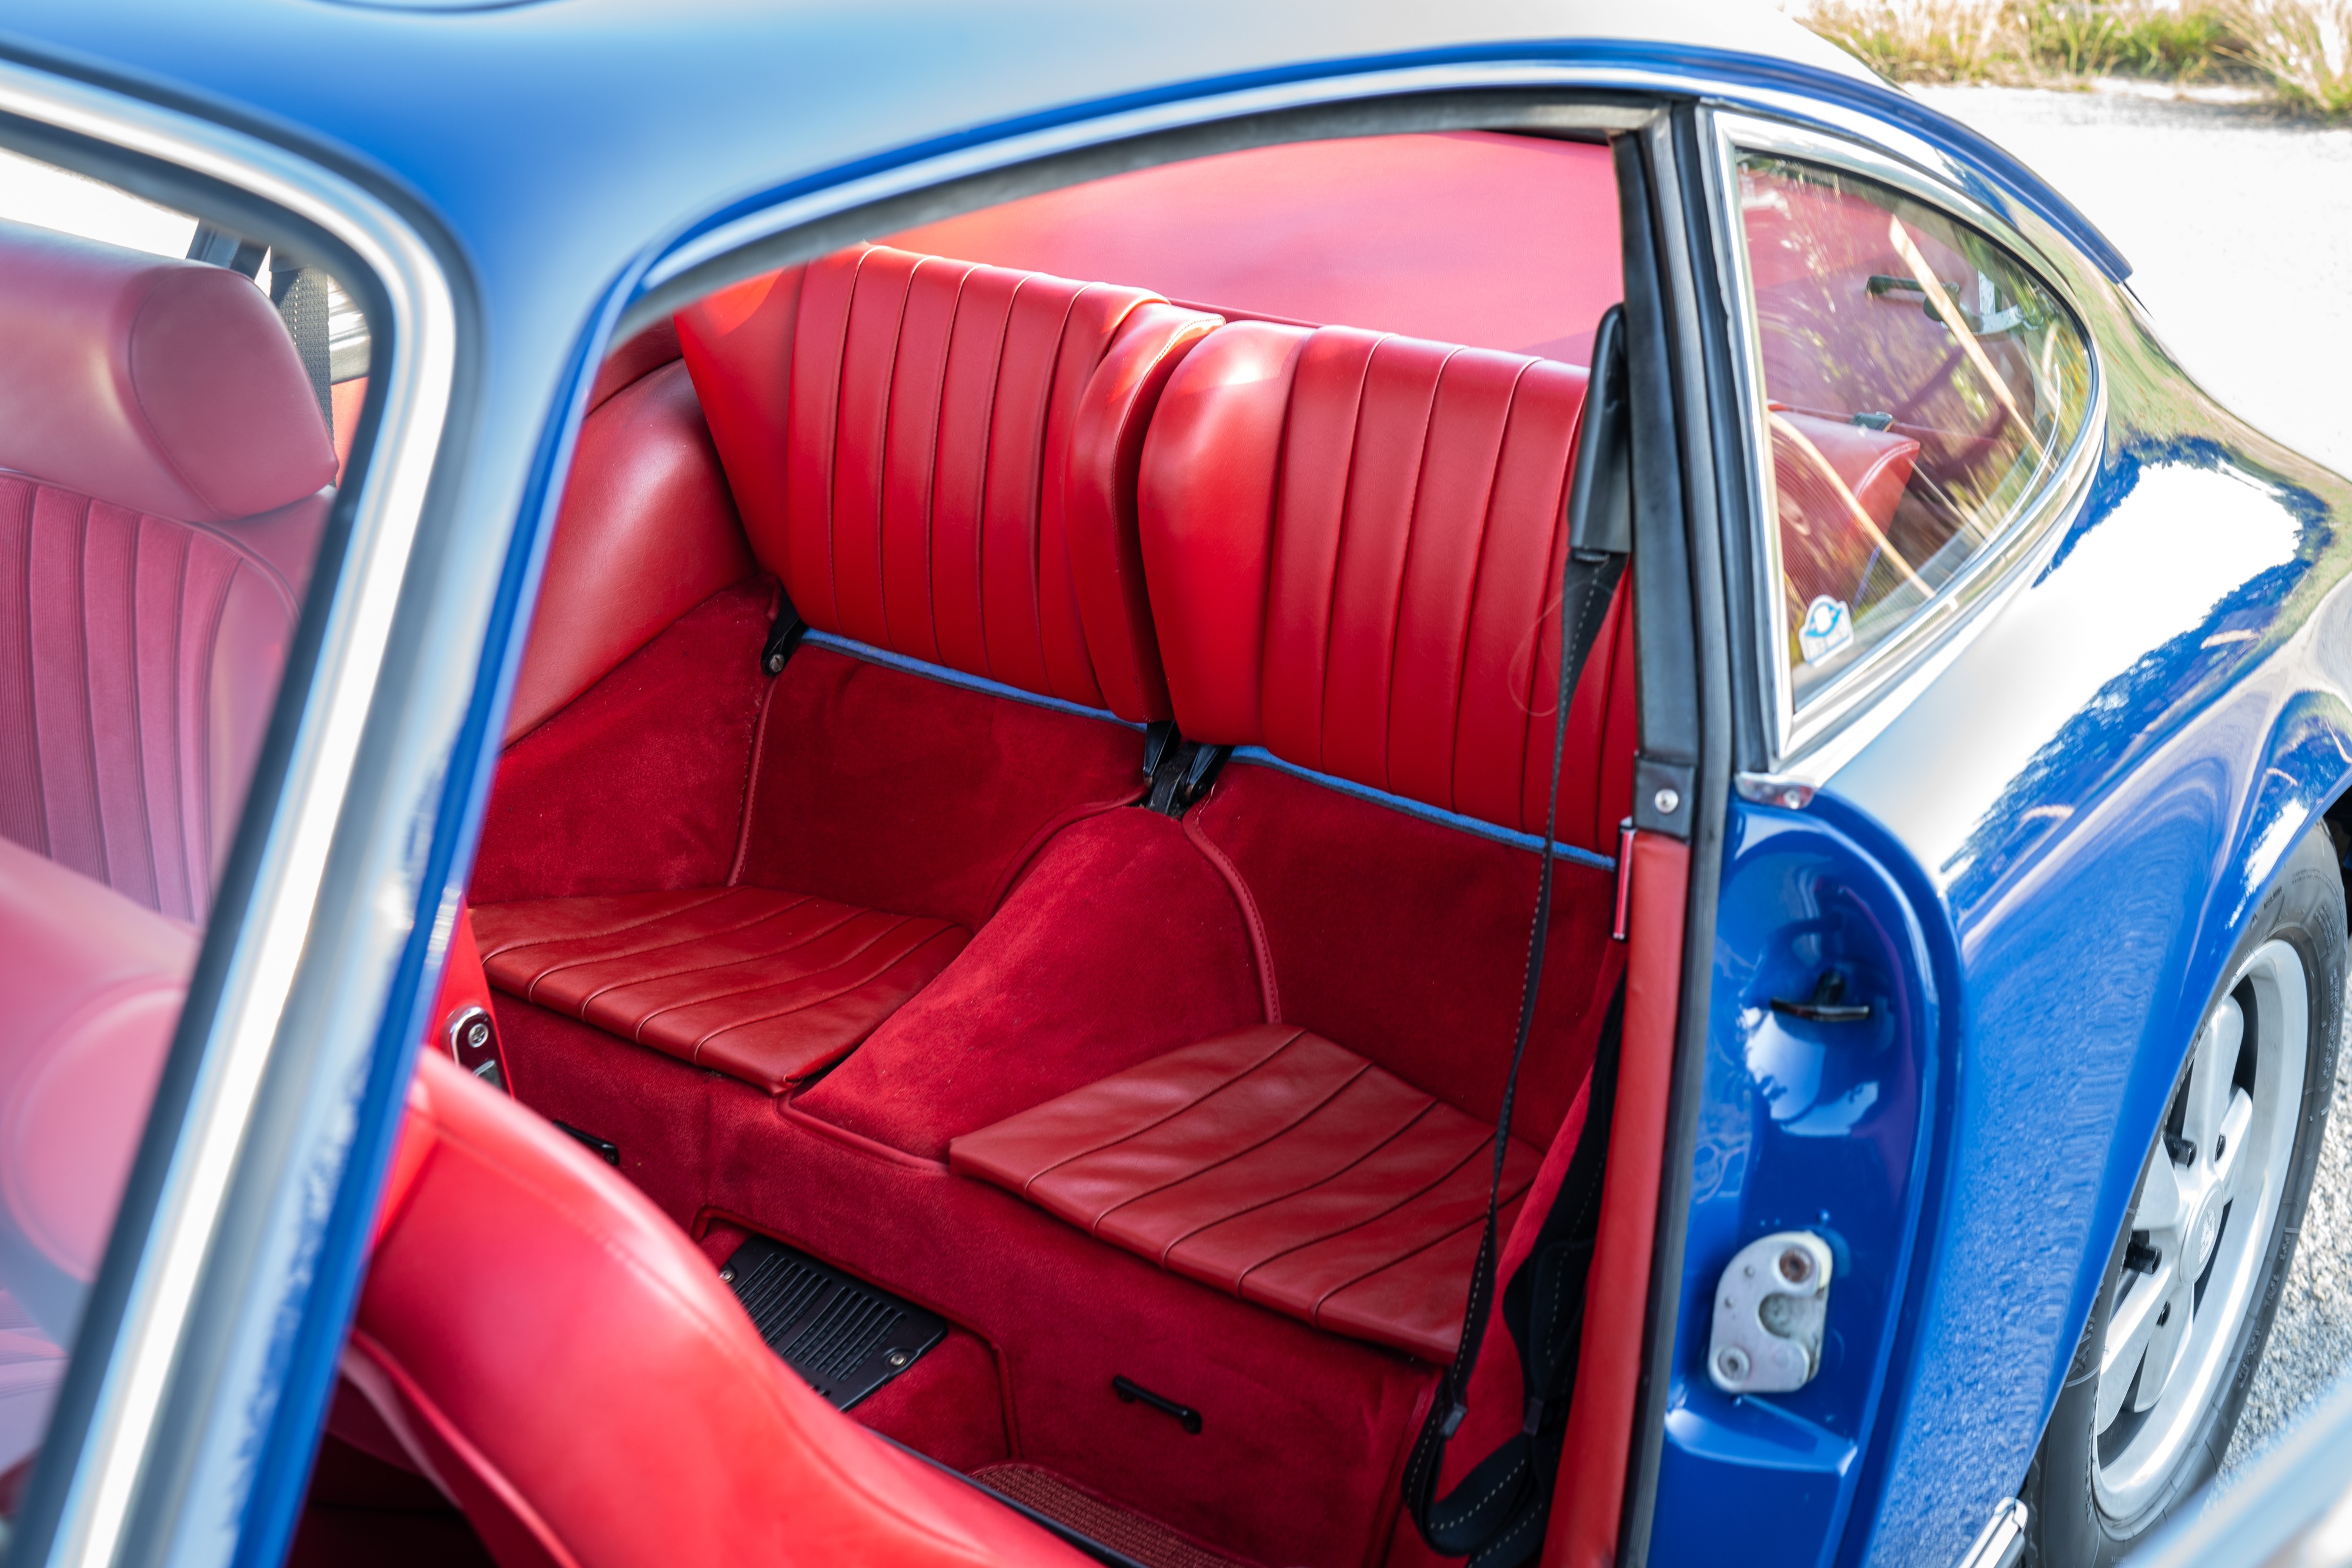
[1799,596,1854,666]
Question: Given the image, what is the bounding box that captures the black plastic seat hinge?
[762,600,808,676]
[1147,740,1230,818]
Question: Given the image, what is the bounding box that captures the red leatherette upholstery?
[948,1025,1540,1362]
[0,222,333,921]
[350,1049,1093,1568]
[473,888,970,1093]
[1137,322,1622,845]
[0,837,195,1335]
[1767,409,1922,616]
[0,221,333,524]
[676,245,1219,721]
[503,361,755,743]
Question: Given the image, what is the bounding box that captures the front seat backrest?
[348,1048,1097,1568]
[676,244,1218,722]
[0,221,336,922]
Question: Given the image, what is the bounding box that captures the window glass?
[0,147,366,1512]
[1736,153,2093,701]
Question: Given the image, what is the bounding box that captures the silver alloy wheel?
[2093,939,2309,1518]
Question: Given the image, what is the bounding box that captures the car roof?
[0,1,2123,327]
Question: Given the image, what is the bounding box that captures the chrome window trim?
[1703,109,2107,783]
[0,57,456,1568]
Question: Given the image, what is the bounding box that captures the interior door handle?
[1770,971,1872,1023]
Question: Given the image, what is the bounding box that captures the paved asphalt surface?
[1912,86,2352,1482]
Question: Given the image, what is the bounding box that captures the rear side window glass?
[1734,153,2093,701]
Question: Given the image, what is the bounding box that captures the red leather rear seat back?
[676,245,1218,720]
[1138,322,1629,851]
[0,221,335,921]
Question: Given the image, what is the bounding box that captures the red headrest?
[1139,323,1618,841]
[0,222,335,525]
[676,245,1218,721]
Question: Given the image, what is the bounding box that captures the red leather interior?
[0,220,333,524]
[1767,408,1923,622]
[949,1025,1540,1362]
[0,222,333,921]
[676,245,1218,721]
[890,132,1622,368]
[473,887,968,1092]
[346,1048,1093,1568]
[0,837,193,1338]
[1138,321,1625,848]
[503,360,754,743]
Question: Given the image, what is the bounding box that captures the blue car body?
[1,5,2341,1567]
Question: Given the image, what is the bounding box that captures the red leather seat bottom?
[472,887,968,1093]
[947,1025,1539,1362]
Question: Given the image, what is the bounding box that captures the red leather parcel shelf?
[473,887,969,1093]
[950,1025,1541,1363]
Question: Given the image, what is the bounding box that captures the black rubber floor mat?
[720,1235,946,1409]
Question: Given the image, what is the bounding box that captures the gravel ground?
[1910,85,2352,480]
[1909,86,2352,1480]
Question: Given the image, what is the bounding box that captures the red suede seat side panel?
[348,1052,1093,1568]
[1187,763,1621,1148]
[467,582,772,906]
[473,887,968,1092]
[791,808,1264,1158]
[950,1026,1541,1364]
[1138,323,1619,849]
[730,647,1144,932]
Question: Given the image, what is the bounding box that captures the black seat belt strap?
[1402,304,1632,1568]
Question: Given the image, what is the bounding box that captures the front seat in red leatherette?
[345,1049,1095,1568]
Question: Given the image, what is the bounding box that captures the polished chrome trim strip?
[1708,110,2108,782]
[0,58,456,1568]
[1954,1498,2029,1568]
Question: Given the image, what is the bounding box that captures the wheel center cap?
[2189,1191,2221,1273]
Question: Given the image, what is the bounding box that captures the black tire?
[2023,818,2345,1566]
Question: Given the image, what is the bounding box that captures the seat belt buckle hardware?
[1522,1396,1546,1436]
[1612,820,1636,942]
[1440,1400,1469,1440]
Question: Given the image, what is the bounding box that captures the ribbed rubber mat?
[970,1466,1258,1568]
[721,1235,946,1409]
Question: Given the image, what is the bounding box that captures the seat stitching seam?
[1231,1129,1501,1294]
[1005,1028,1307,1196]
[1307,335,1380,774]
[1087,1058,1375,1245]
[1442,358,1535,819]
[576,901,887,1010]
[1372,346,1457,798]
[520,894,826,998]
[671,916,956,1048]
[480,887,744,965]
[1148,1097,1441,1263]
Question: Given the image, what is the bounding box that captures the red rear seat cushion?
[676,245,1219,720]
[473,888,968,1093]
[1137,322,1628,850]
[949,1025,1541,1363]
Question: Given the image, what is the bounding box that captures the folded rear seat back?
[473,246,1222,1095]
[948,320,1630,1363]
[682,243,1218,721]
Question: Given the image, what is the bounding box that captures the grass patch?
[1794,0,2352,112]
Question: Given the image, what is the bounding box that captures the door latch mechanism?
[1708,1231,1835,1395]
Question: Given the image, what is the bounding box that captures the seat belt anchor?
[1440,1400,1469,1440]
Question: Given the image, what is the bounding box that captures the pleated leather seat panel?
[948,1025,1540,1362]
[675,244,1221,721]
[473,888,970,1093]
